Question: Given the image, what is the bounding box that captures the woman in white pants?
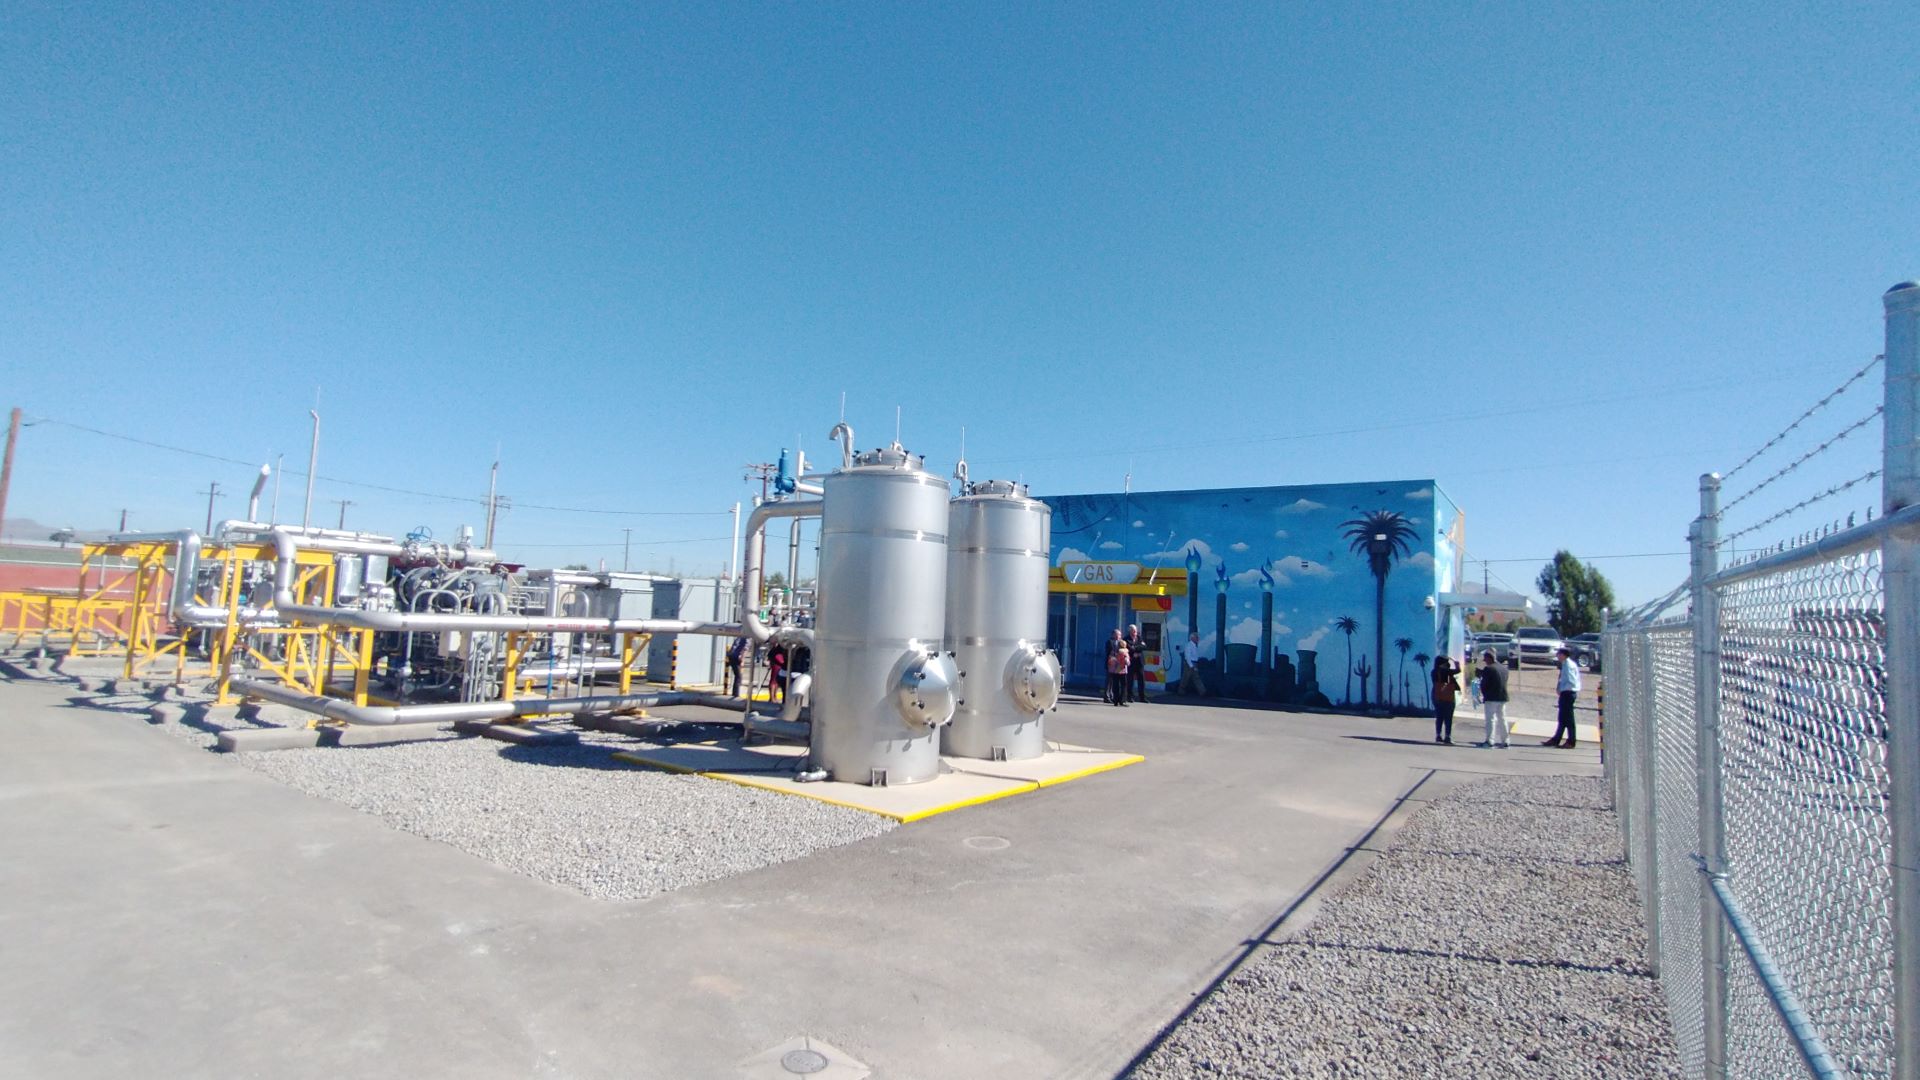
[1477,650,1510,748]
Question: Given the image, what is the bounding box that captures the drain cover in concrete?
[737,1036,869,1079]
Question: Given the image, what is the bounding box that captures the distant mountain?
[0,516,114,545]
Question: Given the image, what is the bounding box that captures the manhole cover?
[964,835,1010,850]
[780,1049,831,1074]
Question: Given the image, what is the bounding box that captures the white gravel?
[126,692,896,902]
[1126,774,1682,1079]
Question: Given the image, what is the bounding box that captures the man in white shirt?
[1545,646,1581,748]
[1177,632,1207,696]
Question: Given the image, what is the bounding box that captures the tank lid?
[965,479,1028,498]
[852,443,924,471]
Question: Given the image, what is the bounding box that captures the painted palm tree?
[1393,637,1413,707]
[1334,615,1359,706]
[1342,509,1419,706]
[1413,652,1430,708]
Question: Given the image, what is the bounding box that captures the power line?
[499,534,735,549]
[29,415,730,517]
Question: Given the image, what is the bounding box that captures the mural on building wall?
[1042,481,1457,713]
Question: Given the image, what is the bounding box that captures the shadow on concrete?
[1341,734,1443,747]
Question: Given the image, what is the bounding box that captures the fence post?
[1884,280,1920,1080]
[1639,631,1661,973]
[1692,474,1729,1080]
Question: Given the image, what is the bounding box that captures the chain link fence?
[1602,282,1920,1080]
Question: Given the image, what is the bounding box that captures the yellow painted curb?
[893,782,1040,824]
[610,751,701,775]
[1035,754,1146,788]
[699,771,910,818]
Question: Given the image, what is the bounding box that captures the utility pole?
[622,527,633,572]
[485,458,499,548]
[303,406,320,529]
[333,499,354,530]
[119,509,128,531]
[0,407,21,543]
[201,481,223,533]
[744,462,776,504]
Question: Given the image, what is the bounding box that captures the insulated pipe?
[738,500,823,645]
[109,529,203,623]
[268,528,737,636]
[245,464,271,523]
[782,672,811,723]
[216,520,393,544]
[232,677,747,726]
[829,422,855,470]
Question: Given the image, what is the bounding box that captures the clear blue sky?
[3,2,1912,605]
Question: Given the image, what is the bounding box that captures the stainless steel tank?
[812,445,959,785]
[943,480,1059,760]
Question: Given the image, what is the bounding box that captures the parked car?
[1567,632,1603,672]
[1514,626,1565,666]
[1469,632,1515,664]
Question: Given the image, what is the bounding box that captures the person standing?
[1432,656,1459,745]
[1477,650,1509,748]
[1103,628,1125,704]
[1177,632,1207,696]
[1107,640,1131,707]
[1126,623,1150,703]
[767,644,787,704]
[1546,646,1581,748]
[725,637,747,697]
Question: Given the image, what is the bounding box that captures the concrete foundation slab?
[331,722,459,747]
[451,720,580,747]
[216,727,325,753]
[610,739,1144,823]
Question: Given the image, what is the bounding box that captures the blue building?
[1041,480,1465,712]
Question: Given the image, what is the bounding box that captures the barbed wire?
[1720,468,1883,544]
[1717,406,1883,518]
[1719,354,1882,482]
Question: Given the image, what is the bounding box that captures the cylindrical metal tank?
[943,480,1058,760]
[812,445,959,785]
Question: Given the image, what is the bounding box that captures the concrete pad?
[611,739,1144,823]
[451,720,579,746]
[0,675,1603,1080]
[215,727,325,753]
[331,722,458,747]
[736,1035,870,1079]
[1499,714,1601,743]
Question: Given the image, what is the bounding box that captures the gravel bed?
[126,693,896,902]
[1126,774,1681,1079]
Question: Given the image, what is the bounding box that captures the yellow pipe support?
[618,632,633,694]
[353,628,373,707]
[502,632,522,703]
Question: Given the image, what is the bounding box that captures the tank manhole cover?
[780,1049,831,1074]
[964,835,1010,850]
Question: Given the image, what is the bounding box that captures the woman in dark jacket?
[1432,656,1460,745]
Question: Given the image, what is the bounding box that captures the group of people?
[723,637,810,702]
[1103,625,1150,706]
[1429,645,1582,749]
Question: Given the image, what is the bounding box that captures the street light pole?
[623,527,633,572]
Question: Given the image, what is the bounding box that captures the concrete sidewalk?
[0,676,1600,1079]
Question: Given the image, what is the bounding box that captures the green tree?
[1536,551,1616,637]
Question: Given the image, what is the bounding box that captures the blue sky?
[2,3,1912,604]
